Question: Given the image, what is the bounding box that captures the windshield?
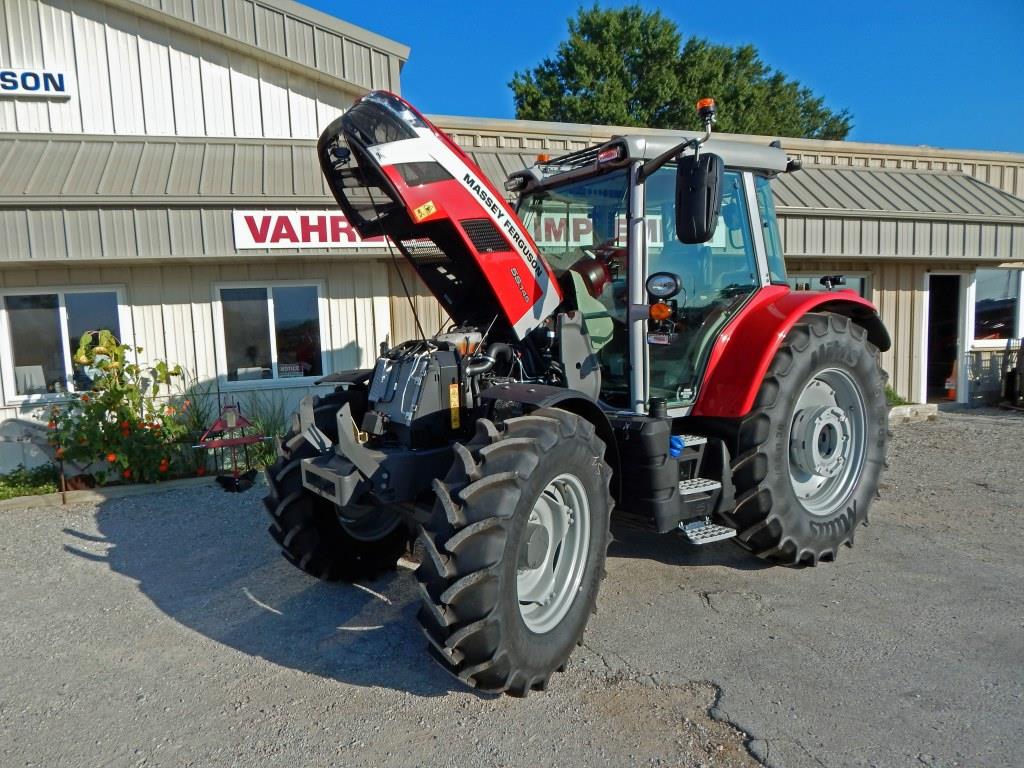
[517,169,630,276]
[518,170,631,404]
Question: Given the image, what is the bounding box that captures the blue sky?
[308,0,1024,153]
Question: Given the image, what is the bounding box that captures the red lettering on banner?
[544,218,566,242]
[573,218,592,241]
[271,217,298,243]
[331,216,356,242]
[301,215,327,242]
[244,215,271,244]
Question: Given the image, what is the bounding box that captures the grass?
[886,386,910,407]
[0,464,61,500]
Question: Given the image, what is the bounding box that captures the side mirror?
[676,152,724,244]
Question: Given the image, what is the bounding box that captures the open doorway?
[926,274,961,401]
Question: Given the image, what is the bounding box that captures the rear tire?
[723,312,888,566]
[263,390,409,581]
[415,408,613,696]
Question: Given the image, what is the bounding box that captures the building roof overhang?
[0,133,1021,264]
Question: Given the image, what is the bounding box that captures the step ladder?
[679,518,737,544]
[678,476,736,545]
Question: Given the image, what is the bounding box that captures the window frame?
[0,285,132,406]
[211,280,330,390]
[785,272,872,299]
[968,268,1024,350]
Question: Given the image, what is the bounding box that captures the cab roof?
[510,133,792,193]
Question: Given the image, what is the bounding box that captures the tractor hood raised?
[318,91,562,340]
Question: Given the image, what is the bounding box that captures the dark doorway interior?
[927,274,961,401]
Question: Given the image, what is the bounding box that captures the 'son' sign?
[0,69,74,99]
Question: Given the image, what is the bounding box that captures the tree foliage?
[510,5,852,140]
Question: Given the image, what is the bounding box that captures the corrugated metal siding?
[115,0,408,89]
[773,167,1024,217]
[2,137,1022,266]
[388,264,450,344]
[777,213,1024,261]
[0,135,327,202]
[0,258,393,432]
[433,116,1024,199]
[0,0,364,139]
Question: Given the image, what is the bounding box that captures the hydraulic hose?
[464,343,513,377]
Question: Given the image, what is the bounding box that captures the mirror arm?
[638,125,712,183]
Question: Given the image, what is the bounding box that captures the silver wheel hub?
[788,370,867,517]
[791,404,850,478]
[517,473,590,634]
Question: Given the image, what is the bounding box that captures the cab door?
[637,167,764,411]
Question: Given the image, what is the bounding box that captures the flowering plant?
[49,330,188,484]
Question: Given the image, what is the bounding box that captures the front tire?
[724,312,888,565]
[263,391,409,581]
[415,408,613,696]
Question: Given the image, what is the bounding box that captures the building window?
[974,268,1021,342]
[216,284,325,383]
[1,289,124,398]
[787,274,868,297]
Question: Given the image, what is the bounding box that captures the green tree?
[510,5,852,140]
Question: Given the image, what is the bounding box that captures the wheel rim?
[787,368,867,517]
[517,473,591,634]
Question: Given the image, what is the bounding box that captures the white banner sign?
[233,210,389,250]
[0,69,74,99]
[530,214,664,249]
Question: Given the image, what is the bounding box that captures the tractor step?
[679,518,738,545]
[678,477,721,520]
[678,477,720,494]
[674,434,708,447]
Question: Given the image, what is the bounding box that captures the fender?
[691,286,891,419]
[479,382,620,494]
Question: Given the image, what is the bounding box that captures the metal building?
[1,0,1022,470]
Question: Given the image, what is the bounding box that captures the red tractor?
[264,92,889,696]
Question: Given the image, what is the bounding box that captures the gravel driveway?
[1,409,1021,767]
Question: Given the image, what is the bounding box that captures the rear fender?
[691,286,890,419]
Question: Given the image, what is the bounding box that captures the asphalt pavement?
[1,409,1021,767]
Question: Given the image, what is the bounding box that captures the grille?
[461,218,510,253]
[400,238,448,264]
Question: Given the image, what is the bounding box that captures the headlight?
[646,272,681,299]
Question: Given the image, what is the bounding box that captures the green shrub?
[50,331,187,484]
[885,386,910,407]
[0,464,60,500]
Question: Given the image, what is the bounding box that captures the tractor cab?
[508,105,796,415]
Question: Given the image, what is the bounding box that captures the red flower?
[196,467,206,477]
[122,468,132,479]
[47,420,56,430]
[120,420,130,429]
[106,452,117,463]
[81,395,90,403]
